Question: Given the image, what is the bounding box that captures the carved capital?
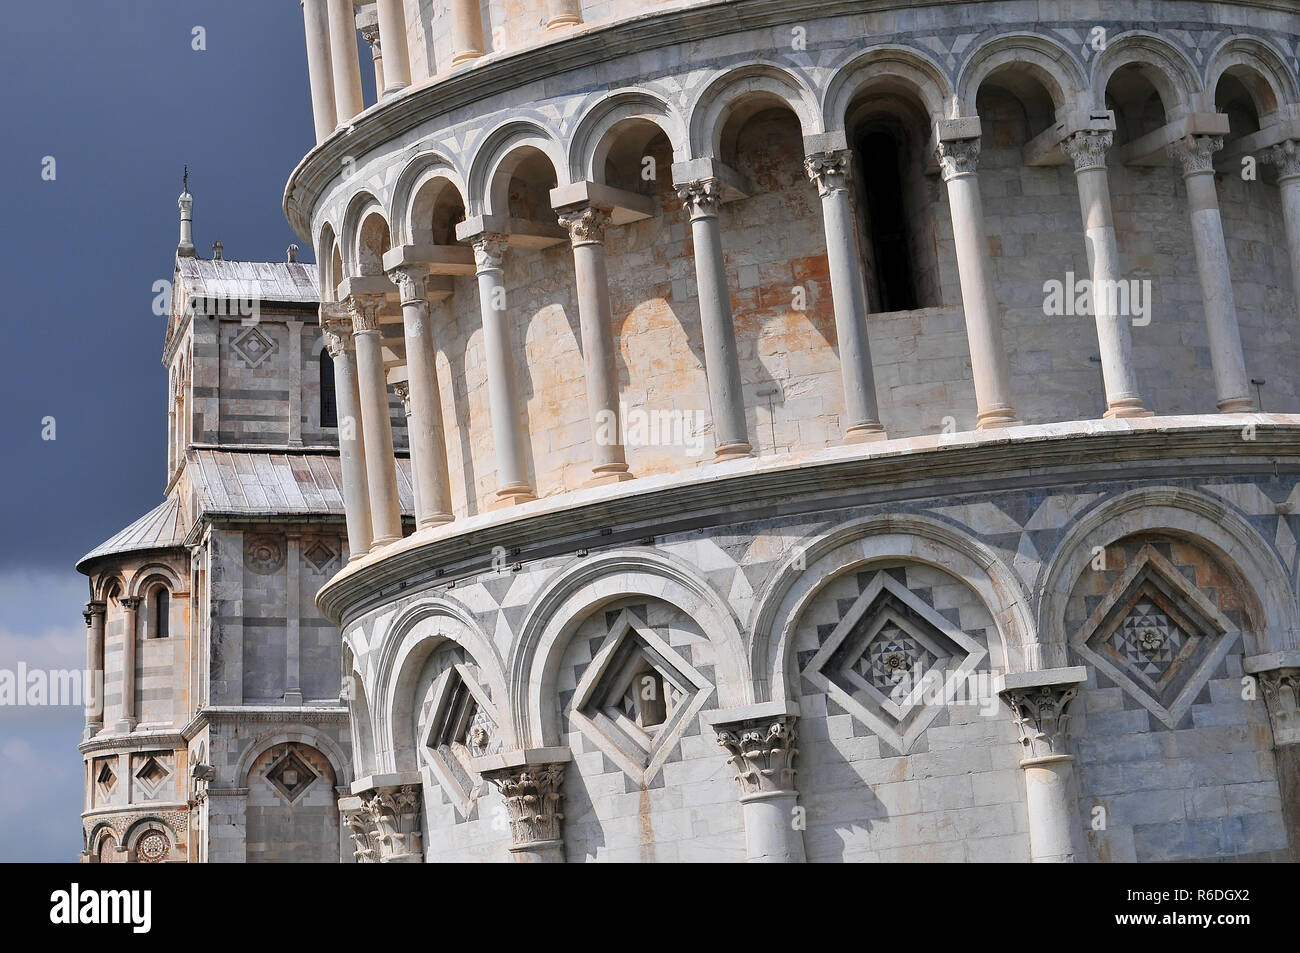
[392,381,412,411]
[388,265,431,306]
[1256,667,1300,746]
[936,137,981,181]
[83,601,106,626]
[676,178,724,219]
[359,24,381,59]
[1262,140,1300,181]
[1061,130,1113,173]
[715,715,799,798]
[322,327,350,360]
[349,296,382,334]
[471,233,509,273]
[557,205,612,246]
[363,784,423,862]
[342,802,380,863]
[483,762,565,848]
[1001,682,1080,761]
[1170,134,1223,176]
[804,151,852,196]
[119,596,142,611]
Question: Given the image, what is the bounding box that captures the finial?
[177,166,196,258]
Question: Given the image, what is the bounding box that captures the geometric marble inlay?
[266,746,318,803]
[231,326,278,368]
[422,663,500,819]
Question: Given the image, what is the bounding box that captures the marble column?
[1244,655,1300,860]
[1061,130,1150,418]
[546,0,583,29]
[372,0,410,95]
[677,178,753,460]
[83,602,106,738]
[1170,134,1254,412]
[471,234,536,505]
[936,135,1018,428]
[350,295,404,547]
[327,0,364,124]
[713,711,806,862]
[300,0,337,143]
[323,315,373,559]
[390,266,454,527]
[359,20,384,95]
[482,762,567,862]
[117,597,141,733]
[1263,140,1300,324]
[999,668,1088,862]
[449,0,485,66]
[557,205,633,484]
[804,151,886,442]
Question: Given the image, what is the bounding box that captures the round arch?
[510,549,751,748]
[128,562,183,599]
[567,88,690,183]
[1090,31,1202,118]
[339,191,387,278]
[315,222,339,301]
[1204,35,1299,120]
[465,119,568,217]
[957,32,1088,117]
[233,726,353,789]
[823,45,955,133]
[1035,486,1298,659]
[750,514,1036,701]
[687,62,822,160]
[389,151,469,246]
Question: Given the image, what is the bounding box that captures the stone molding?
[803,150,851,197]
[714,714,799,799]
[1061,130,1112,173]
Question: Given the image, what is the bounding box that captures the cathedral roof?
[177,257,319,304]
[76,497,188,572]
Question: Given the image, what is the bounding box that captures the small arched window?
[152,588,169,639]
[320,349,338,429]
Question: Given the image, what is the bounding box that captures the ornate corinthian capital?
[388,265,431,306]
[804,151,851,197]
[715,715,799,797]
[557,205,612,246]
[1256,668,1300,746]
[676,178,724,219]
[342,800,380,863]
[1061,130,1113,173]
[348,296,382,334]
[1001,681,1080,761]
[471,233,509,273]
[483,762,566,848]
[363,784,423,862]
[1262,140,1300,181]
[936,137,981,181]
[1169,134,1223,176]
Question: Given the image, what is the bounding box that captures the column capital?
[998,668,1087,763]
[359,23,381,61]
[84,600,107,619]
[1061,129,1113,173]
[392,380,412,411]
[1253,666,1300,746]
[804,150,852,197]
[348,295,383,334]
[361,784,423,862]
[119,596,142,611]
[322,326,352,359]
[1169,134,1224,176]
[1262,139,1300,181]
[557,204,612,246]
[714,713,799,799]
[676,177,724,220]
[936,137,981,181]
[387,263,432,306]
[470,233,509,273]
[481,761,566,850]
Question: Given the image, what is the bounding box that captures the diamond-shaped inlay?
[421,663,500,819]
[266,747,318,802]
[569,608,712,784]
[302,539,338,573]
[96,762,116,794]
[1073,544,1237,728]
[231,326,278,368]
[803,570,987,753]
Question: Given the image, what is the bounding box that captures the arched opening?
[1106,63,1171,148]
[355,211,391,276]
[152,587,169,639]
[408,175,466,245]
[596,117,671,195]
[319,348,337,428]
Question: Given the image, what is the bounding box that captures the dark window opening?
[854,130,919,313]
[153,589,169,639]
[320,350,338,428]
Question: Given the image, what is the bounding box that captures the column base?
[416,514,455,531]
[844,424,887,444]
[1217,396,1256,413]
[546,16,582,29]
[83,722,103,741]
[379,83,408,100]
[492,485,538,507]
[714,442,754,462]
[975,405,1020,429]
[507,839,566,862]
[115,719,136,734]
[1103,399,1154,419]
[450,51,483,67]
[282,691,304,707]
[586,463,634,486]
[368,535,402,552]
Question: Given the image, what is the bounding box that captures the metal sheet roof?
[177,258,319,304]
[77,497,187,570]
[188,449,414,517]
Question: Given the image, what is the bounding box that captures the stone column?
[1245,655,1300,860]
[300,0,337,143]
[449,0,485,66]
[545,0,583,29]
[1061,131,1150,418]
[471,234,536,505]
[1170,135,1254,412]
[350,295,404,547]
[363,784,424,862]
[557,205,633,484]
[677,179,753,460]
[804,151,886,442]
[713,709,806,862]
[936,135,1018,428]
[358,19,384,95]
[323,316,373,558]
[284,531,302,706]
[481,762,567,863]
[83,602,106,738]
[1263,140,1300,324]
[374,0,411,95]
[390,266,455,527]
[117,597,141,733]
[327,0,364,125]
[998,667,1088,863]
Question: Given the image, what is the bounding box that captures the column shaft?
[300,0,337,143]
[545,0,583,29]
[326,323,373,558]
[374,0,411,94]
[1263,142,1300,324]
[1173,135,1253,412]
[937,137,1018,428]
[327,0,364,124]
[449,0,485,66]
[473,236,536,504]
[805,152,886,441]
[118,597,141,732]
[351,298,403,546]
[84,603,106,736]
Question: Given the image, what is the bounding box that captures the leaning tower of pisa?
[287,0,1300,862]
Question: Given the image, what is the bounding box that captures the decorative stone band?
[1169,134,1224,176]
[714,714,799,799]
[1262,140,1300,181]
[1244,654,1300,747]
[935,137,981,181]
[481,762,567,850]
[471,233,509,273]
[1061,129,1113,173]
[677,177,724,219]
[997,667,1088,764]
[557,204,612,246]
[349,296,383,334]
[804,150,851,197]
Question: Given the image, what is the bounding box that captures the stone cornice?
[317,415,1300,625]
[180,705,349,741]
[79,729,187,756]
